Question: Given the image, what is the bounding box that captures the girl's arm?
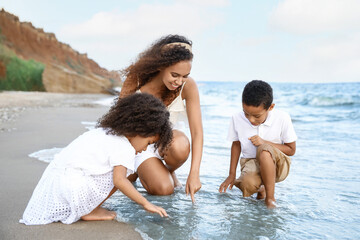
[113,166,168,217]
[219,141,241,192]
[182,78,203,203]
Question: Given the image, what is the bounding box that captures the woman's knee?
[168,130,190,162]
[137,158,174,195]
[147,180,174,196]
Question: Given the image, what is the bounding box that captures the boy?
[219,80,297,208]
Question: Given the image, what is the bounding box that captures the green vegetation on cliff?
[0,30,45,91]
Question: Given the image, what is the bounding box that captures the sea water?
[30,82,360,239]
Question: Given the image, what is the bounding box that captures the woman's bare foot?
[256,185,266,199]
[127,173,138,183]
[265,198,276,209]
[171,171,182,188]
[81,207,117,221]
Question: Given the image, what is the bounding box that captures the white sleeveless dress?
[19,128,136,225]
[134,82,188,171]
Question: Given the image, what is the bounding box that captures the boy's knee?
[256,144,274,162]
[236,173,261,197]
[256,143,272,156]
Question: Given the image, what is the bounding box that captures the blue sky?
[1,0,360,83]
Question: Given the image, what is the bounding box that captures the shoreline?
[0,91,142,240]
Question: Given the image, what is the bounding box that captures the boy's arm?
[113,165,168,217]
[219,141,241,193]
[248,136,296,156]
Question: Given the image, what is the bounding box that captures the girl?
[20,93,172,225]
[120,34,203,203]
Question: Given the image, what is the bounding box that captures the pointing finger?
[190,191,195,203]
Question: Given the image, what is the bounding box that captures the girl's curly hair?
[97,93,173,151]
[121,34,193,104]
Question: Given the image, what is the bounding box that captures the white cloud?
[178,0,230,7]
[58,2,225,70]
[306,34,360,81]
[239,36,273,47]
[270,0,360,34]
[266,0,360,82]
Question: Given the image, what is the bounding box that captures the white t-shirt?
[227,109,297,158]
[52,128,136,175]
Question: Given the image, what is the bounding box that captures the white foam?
[135,228,153,240]
[28,147,62,163]
[94,96,116,107]
[81,121,97,130]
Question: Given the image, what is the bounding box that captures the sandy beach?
[0,91,142,240]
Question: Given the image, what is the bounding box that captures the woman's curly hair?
[97,93,173,151]
[121,34,193,104]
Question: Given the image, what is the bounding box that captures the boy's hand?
[219,175,235,193]
[143,202,168,218]
[248,135,265,147]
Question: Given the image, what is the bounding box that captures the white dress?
[20,128,136,225]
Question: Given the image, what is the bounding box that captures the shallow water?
[31,82,360,239]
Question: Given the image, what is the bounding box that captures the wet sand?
[0,91,142,240]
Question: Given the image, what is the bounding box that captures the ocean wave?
[94,96,117,107]
[301,95,360,107]
[28,147,62,163]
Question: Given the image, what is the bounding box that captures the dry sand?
[0,91,142,240]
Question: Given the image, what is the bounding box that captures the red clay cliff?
[0,9,121,93]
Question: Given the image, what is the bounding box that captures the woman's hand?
[218,174,235,193]
[143,202,168,217]
[186,172,202,203]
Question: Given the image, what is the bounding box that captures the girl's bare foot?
[171,171,182,188]
[81,207,117,221]
[256,185,266,199]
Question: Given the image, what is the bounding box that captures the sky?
[1,0,360,83]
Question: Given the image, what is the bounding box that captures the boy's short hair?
[242,80,273,109]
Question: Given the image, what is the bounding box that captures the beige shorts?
[234,143,291,196]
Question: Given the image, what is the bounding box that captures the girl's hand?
[143,202,168,217]
[219,175,235,193]
[186,173,202,203]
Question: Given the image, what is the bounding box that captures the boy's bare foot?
[233,177,241,189]
[81,207,117,221]
[265,198,276,209]
[171,171,182,188]
[256,185,266,199]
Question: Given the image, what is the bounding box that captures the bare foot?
[171,171,182,188]
[81,207,117,221]
[256,185,266,199]
[265,198,276,209]
[127,173,138,183]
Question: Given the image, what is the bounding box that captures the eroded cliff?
[0,9,121,93]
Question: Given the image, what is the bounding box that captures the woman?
[120,34,203,203]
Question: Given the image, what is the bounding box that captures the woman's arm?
[182,78,203,203]
[113,166,168,217]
